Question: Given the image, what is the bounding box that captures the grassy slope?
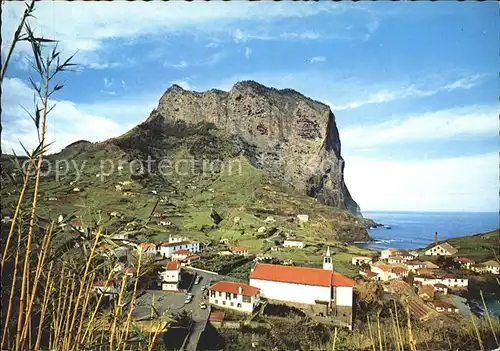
[443,229,499,261]
[1,123,373,278]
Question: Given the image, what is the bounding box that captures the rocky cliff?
[145,81,361,215]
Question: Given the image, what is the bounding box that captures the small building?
[433,283,448,295]
[388,256,406,264]
[471,264,489,274]
[73,187,81,192]
[264,216,276,223]
[381,248,397,260]
[271,245,282,252]
[158,239,200,258]
[296,214,309,223]
[351,256,373,266]
[218,250,234,256]
[390,266,408,279]
[431,300,459,314]
[406,260,427,272]
[418,285,435,301]
[182,255,200,266]
[159,261,181,291]
[140,243,157,255]
[125,221,139,231]
[208,281,261,313]
[396,250,416,261]
[422,261,439,269]
[424,242,458,256]
[483,260,500,275]
[283,239,305,249]
[454,257,475,269]
[71,221,85,232]
[111,232,129,240]
[231,246,249,256]
[171,249,192,261]
[92,280,121,299]
[414,275,468,289]
[257,226,267,233]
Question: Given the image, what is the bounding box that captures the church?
[249,248,354,325]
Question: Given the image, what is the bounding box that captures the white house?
[230,246,249,256]
[370,265,405,282]
[414,274,468,288]
[296,214,309,223]
[111,232,129,240]
[283,239,305,249]
[208,281,261,313]
[483,260,500,274]
[406,260,427,272]
[454,257,475,270]
[424,243,458,256]
[159,261,181,291]
[158,239,200,258]
[92,280,121,300]
[249,249,354,310]
[388,256,406,265]
[351,256,372,266]
[171,249,192,261]
[140,243,157,255]
[381,248,397,260]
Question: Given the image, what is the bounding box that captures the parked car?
[185,297,192,304]
[200,286,206,292]
[195,276,202,285]
[199,302,207,309]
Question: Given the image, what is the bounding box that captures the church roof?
[249,263,354,288]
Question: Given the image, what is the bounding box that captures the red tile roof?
[230,246,248,252]
[140,243,156,249]
[93,280,119,288]
[391,267,407,274]
[71,221,83,227]
[366,271,378,278]
[208,281,260,297]
[166,261,181,270]
[249,263,354,288]
[209,312,225,322]
[173,249,191,255]
[434,283,447,289]
[455,257,474,263]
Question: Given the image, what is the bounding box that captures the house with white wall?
[92,280,121,300]
[381,248,397,260]
[283,239,305,249]
[158,239,200,258]
[424,243,458,256]
[140,243,157,255]
[159,261,181,291]
[208,281,261,313]
[171,249,192,261]
[230,246,249,256]
[351,256,372,266]
[454,257,475,270]
[249,249,354,314]
[414,274,468,288]
[483,260,500,274]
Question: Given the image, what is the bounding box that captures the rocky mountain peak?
[149,81,360,215]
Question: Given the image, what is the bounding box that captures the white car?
[185,297,192,304]
[200,287,206,292]
[199,302,207,309]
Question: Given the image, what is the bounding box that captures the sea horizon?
[357,210,499,251]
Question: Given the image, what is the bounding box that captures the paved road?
[183,270,217,351]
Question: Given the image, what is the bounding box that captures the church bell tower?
[323,247,333,271]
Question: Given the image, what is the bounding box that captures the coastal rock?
[147,81,361,215]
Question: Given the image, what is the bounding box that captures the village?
[62,202,500,351]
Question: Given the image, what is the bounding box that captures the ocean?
[357,211,499,251]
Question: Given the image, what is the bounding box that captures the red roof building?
[208,281,260,297]
[166,261,181,271]
[173,249,192,255]
[249,263,354,287]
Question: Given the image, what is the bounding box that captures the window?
[237,303,242,308]
[230,302,234,307]
[215,300,218,304]
[242,295,251,303]
[218,291,222,297]
[222,301,226,305]
[233,293,237,299]
[226,292,231,299]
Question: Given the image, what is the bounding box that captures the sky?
[1,1,498,212]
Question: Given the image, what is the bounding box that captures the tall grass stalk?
[480,290,499,347]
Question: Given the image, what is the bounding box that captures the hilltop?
[432,229,499,261]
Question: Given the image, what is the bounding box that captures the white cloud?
[341,105,498,149]
[329,74,485,110]
[245,47,252,59]
[310,56,326,63]
[1,78,157,154]
[1,2,337,68]
[344,152,499,212]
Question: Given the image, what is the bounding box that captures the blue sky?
[2,2,498,212]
